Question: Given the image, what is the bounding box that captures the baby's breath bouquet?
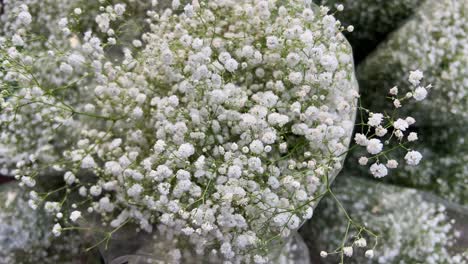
[0,0,431,263]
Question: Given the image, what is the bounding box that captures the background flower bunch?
[314,0,425,63]
[0,184,95,263]
[302,176,466,264]
[348,0,467,205]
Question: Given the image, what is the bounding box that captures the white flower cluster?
[352,76,428,178]
[0,0,361,262]
[303,177,467,264]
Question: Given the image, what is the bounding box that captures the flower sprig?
[351,70,430,178]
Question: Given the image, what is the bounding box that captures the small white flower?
[287,215,301,229]
[171,0,181,9]
[405,116,416,125]
[114,4,126,16]
[266,36,279,49]
[132,40,142,47]
[358,157,368,166]
[365,250,374,259]
[227,165,242,179]
[21,176,36,187]
[127,184,143,198]
[320,251,328,258]
[79,186,87,197]
[242,146,250,153]
[393,118,409,131]
[368,113,383,127]
[89,185,102,196]
[70,210,82,222]
[405,150,422,166]
[253,255,267,263]
[60,63,73,75]
[64,171,76,185]
[268,113,289,127]
[395,129,404,139]
[393,99,401,108]
[288,72,303,85]
[220,242,234,259]
[354,133,368,146]
[132,106,144,119]
[224,58,239,72]
[295,190,307,201]
[68,53,85,67]
[389,86,398,95]
[184,4,194,17]
[366,138,383,155]
[249,140,264,154]
[408,70,423,86]
[343,246,353,257]
[44,201,61,213]
[18,11,32,25]
[58,17,68,27]
[84,103,95,112]
[177,143,195,159]
[74,8,82,15]
[52,223,62,237]
[268,177,280,189]
[12,35,24,46]
[320,54,338,72]
[413,86,428,101]
[386,159,398,169]
[28,199,38,210]
[99,197,115,212]
[286,52,300,67]
[81,155,96,169]
[370,163,388,178]
[279,143,288,153]
[355,238,367,247]
[408,132,418,142]
[376,126,388,137]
